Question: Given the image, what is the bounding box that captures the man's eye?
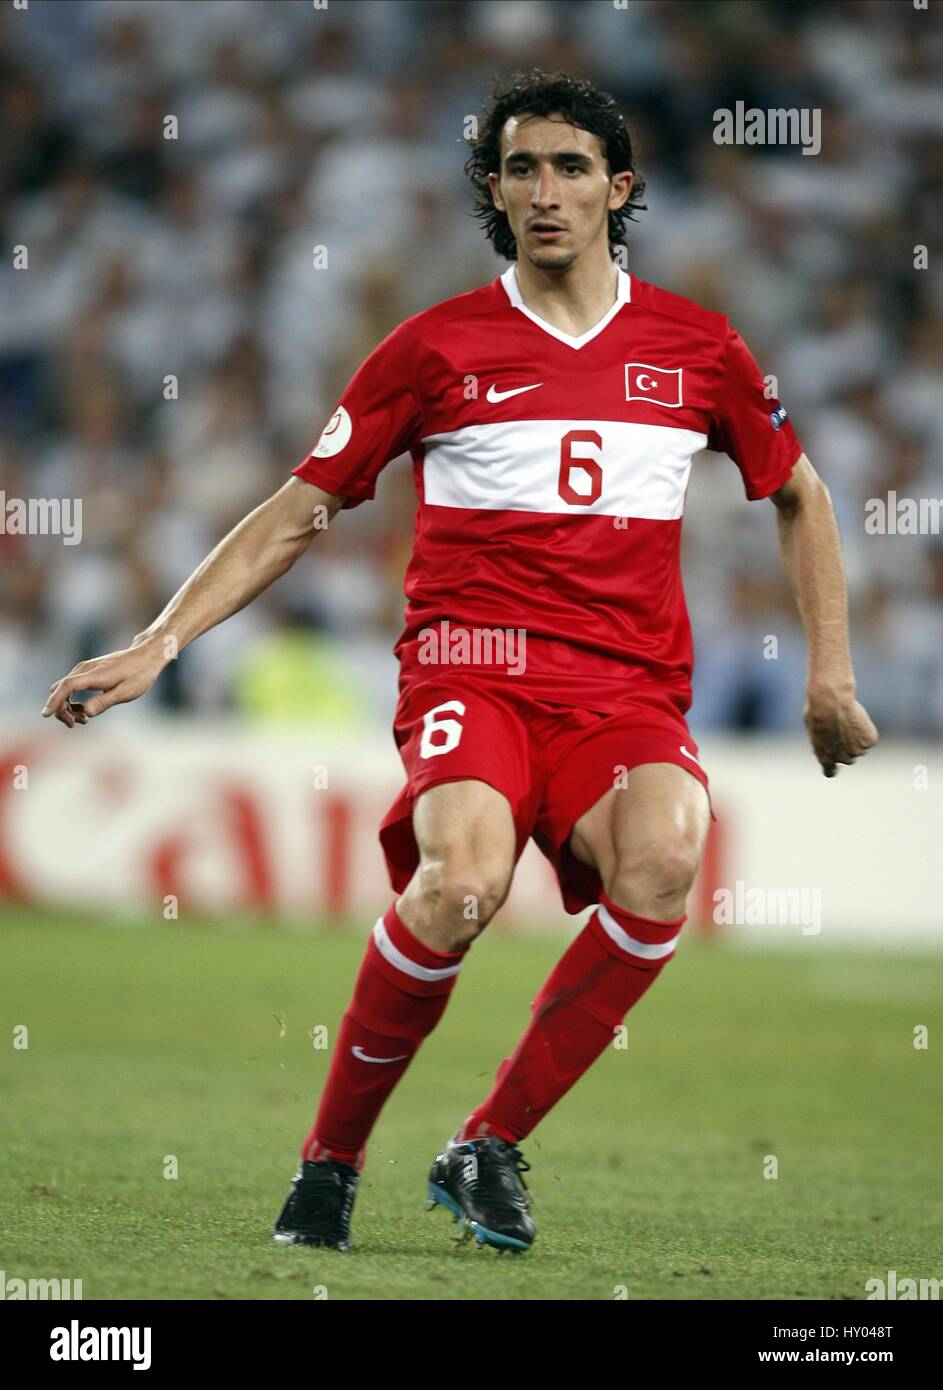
[564,164,583,175]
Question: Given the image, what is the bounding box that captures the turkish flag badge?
[625,363,683,408]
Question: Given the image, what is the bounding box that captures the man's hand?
[40,478,346,730]
[803,686,879,777]
[772,456,879,777]
[41,642,168,729]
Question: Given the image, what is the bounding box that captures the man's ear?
[609,170,634,212]
[487,170,505,212]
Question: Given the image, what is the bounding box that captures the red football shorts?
[378,677,713,915]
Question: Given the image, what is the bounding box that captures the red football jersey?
[292,265,803,714]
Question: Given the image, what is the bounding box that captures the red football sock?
[301,904,465,1170]
[457,894,685,1144]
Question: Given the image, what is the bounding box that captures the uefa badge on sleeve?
[769,405,788,431]
[314,405,353,457]
[625,363,683,408]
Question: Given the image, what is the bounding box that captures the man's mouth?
[531,223,566,241]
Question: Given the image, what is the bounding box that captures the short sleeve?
[707,326,803,501]
[292,321,422,509]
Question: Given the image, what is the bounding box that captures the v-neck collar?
[499,262,632,350]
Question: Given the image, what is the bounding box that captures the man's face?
[488,112,633,270]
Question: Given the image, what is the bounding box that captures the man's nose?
[532,165,561,207]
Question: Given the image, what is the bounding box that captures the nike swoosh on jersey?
[351,1045,410,1063]
[485,382,543,403]
[680,745,703,768]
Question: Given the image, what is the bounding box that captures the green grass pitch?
[1,910,940,1300]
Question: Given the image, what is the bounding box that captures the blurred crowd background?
[1,0,941,737]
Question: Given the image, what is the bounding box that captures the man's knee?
[407,854,513,949]
[607,833,703,918]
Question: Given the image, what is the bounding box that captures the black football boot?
[273,1160,358,1251]
[427,1136,536,1252]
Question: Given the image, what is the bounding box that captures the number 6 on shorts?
[419,700,466,759]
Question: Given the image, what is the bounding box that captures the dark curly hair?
[464,68,647,263]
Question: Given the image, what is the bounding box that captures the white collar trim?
[500,262,632,349]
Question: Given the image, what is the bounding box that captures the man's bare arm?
[770,453,878,776]
[42,478,345,728]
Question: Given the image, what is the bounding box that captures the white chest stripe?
[421,419,706,519]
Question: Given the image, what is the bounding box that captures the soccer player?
[43,71,878,1254]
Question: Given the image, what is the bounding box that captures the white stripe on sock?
[372,917,464,981]
[596,904,680,961]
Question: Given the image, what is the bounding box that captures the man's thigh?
[396,779,518,947]
[569,762,711,907]
[411,777,517,873]
[531,697,712,914]
[380,682,546,943]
